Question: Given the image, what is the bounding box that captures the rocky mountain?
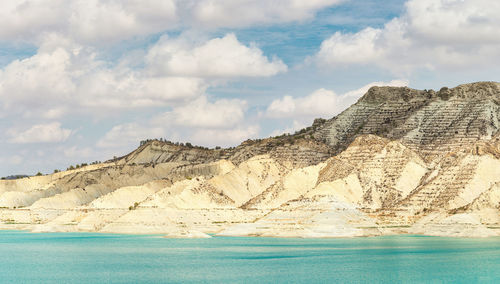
[1,81,500,238]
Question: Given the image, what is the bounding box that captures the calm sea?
[1,231,499,283]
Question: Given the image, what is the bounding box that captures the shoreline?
[2,227,500,239]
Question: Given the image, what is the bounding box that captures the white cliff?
[2,82,500,238]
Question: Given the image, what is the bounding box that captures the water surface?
[1,231,499,283]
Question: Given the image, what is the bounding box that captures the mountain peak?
[314,81,500,160]
[447,81,500,101]
[359,86,427,103]
[358,81,500,104]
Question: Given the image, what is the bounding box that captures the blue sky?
[0,0,499,176]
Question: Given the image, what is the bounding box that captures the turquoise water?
[1,231,500,283]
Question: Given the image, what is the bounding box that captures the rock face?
[314,82,500,161]
[1,81,500,238]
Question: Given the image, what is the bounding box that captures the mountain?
[1,81,500,238]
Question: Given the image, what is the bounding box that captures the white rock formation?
[2,82,500,238]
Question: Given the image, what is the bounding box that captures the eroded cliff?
[1,81,500,238]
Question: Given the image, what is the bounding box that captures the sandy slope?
[2,82,500,238]
[1,136,500,238]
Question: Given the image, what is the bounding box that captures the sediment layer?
[2,82,500,238]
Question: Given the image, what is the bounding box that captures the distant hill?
[2,175,29,180]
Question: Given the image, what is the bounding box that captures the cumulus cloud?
[69,0,177,43]
[0,33,283,117]
[96,123,166,149]
[98,118,258,151]
[343,79,409,98]
[154,96,247,128]
[0,42,75,111]
[267,88,337,118]
[266,79,408,119]
[98,93,254,150]
[405,0,500,43]
[190,125,260,147]
[0,28,288,165]
[0,0,177,44]
[190,0,343,28]
[147,33,287,78]
[316,0,500,71]
[8,122,72,144]
[317,28,383,65]
[77,72,206,109]
[63,146,93,159]
[269,120,308,136]
[0,0,343,44]
[0,39,207,116]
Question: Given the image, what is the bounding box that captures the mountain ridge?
[117,81,500,166]
[1,81,500,238]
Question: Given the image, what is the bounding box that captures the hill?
[1,81,500,238]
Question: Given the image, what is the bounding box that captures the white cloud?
[406,0,500,43]
[96,123,166,149]
[343,79,409,98]
[0,37,208,116]
[317,28,383,65]
[0,1,67,42]
[269,120,308,136]
[70,0,177,44]
[8,122,72,144]
[190,0,343,28]
[155,96,247,128]
[267,88,337,118]
[0,0,343,44]
[190,125,260,147]
[266,79,408,119]
[98,95,253,150]
[98,117,258,151]
[147,33,287,78]
[316,0,500,71]
[63,146,93,159]
[0,44,75,110]
[77,72,206,109]
[0,0,177,44]
[0,33,285,118]
[0,29,288,164]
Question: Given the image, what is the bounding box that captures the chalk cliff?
[1,81,500,238]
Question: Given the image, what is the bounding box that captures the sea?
[1,231,499,283]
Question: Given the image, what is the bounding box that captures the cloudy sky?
[1,0,499,176]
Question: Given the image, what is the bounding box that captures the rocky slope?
[1,81,500,238]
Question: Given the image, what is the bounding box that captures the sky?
[1,0,499,176]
